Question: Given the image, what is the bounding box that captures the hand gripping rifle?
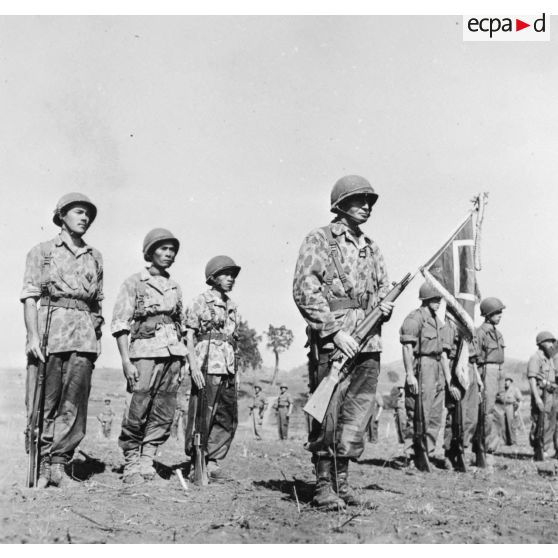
[447,336,467,472]
[303,272,413,423]
[192,331,211,486]
[26,298,53,488]
[472,364,487,468]
[412,323,431,472]
[533,383,547,462]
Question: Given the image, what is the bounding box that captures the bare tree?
[265,325,294,386]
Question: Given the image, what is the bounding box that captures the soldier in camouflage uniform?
[475,297,506,454]
[293,175,394,509]
[249,385,267,440]
[400,283,460,467]
[112,228,186,483]
[527,332,557,459]
[184,255,241,481]
[273,384,293,440]
[21,193,104,488]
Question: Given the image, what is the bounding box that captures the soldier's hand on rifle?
[406,374,418,395]
[448,384,461,401]
[122,360,139,390]
[191,365,205,389]
[26,334,45,362]
[333,330,359,358]
[379,301,394,317]
[535,397,544,413]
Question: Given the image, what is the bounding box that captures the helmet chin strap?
[334,207,366,228]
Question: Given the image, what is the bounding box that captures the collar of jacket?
[55,231,92,255]
[203,288,236,311]
[329,220,371,247]
[139,266,171,295]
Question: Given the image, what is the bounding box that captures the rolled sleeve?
[399,315,420,345]
[111,277,136,335]
[185,297,203,333]
[526,354,540,379]
[20,245,42,301]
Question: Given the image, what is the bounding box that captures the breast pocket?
[420,330,440,354]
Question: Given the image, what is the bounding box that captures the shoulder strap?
[39,240,55,297]
[134,278,148,319]
[321,226,355,301]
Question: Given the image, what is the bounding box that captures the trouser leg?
[484,365,503,452]
[46,353,94,465]
[420,359,444,455]
[207,375,238,461]
[278,409,289,439]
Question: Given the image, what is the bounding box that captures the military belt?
[418,353,442,361]
[198,332,235,344]
[41,296,91,311]
[328,297,362,311]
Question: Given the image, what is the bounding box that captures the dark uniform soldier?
[293,175,394,509]
[112,229,186,483]
[476,297,506,454]
[184,255,241,481]
[249,385,267,440]
[527,332,557,459]
[273,384,293,440]
[97,398,115,439]
[21,193,103,488]
[400,283,459,466]
[502,375,522,446]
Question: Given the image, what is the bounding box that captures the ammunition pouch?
[328,297,361,311]
[130,313,179,341]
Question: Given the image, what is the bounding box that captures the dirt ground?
[1,366,558,544]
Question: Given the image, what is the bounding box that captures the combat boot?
[139,444,157,480]
[332,458,374,508]
[50,463,78,488]
[312,458,346,510]
[122,449,143,484]
[36,457,51,488]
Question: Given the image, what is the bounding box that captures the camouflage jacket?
[20,231,103,355]
[111,267,187,359]
[293,220,390,352]
[185,288,238,375]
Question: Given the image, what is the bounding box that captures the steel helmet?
[205,255,241,284]
[53,192,97,227]
[280,384,288,389]
[480,297,505,317]
[419,282,441,301]
[536,331,556,345]
[143,228,180,262]
[330,175,378,213]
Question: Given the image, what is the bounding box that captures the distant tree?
[387,370,400,384]
[236,318,262,373]
[265,325,294,386]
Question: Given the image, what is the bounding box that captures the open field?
[1,364,557,544]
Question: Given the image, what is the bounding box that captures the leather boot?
[36,457,51,488]
[139,444,157,480]
[312,457,346,510]
[332,458,373,508]
[122,449,143,484]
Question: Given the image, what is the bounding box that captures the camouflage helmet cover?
[143,228,180,262]
[419,282,441,301]
[480,297,506,317]
[53,192,97,227]
[330,175,378,212]
[536,331,556,345]
[205,255,241,284]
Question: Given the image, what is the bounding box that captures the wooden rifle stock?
[447,337,466,472]
[412,328,431,472]
[303,272,412,423]
[26,299,53,488]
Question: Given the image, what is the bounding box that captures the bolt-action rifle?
[472,365,487,468]
[192,331,211,486]
[412,324,431,472]
[303,272,413,423]
[533,385,547,462]
[26,298,53,488]
[447,336,467,472]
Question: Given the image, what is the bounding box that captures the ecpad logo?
[463,14,550,41]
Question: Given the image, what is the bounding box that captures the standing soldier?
[21,193,103,488]
[112,228,186,484]
[249,385,267,441]
[293,175,394,509]
[273,384,293,440]
[400,283,459,468]
[475,297,506,455]
[184,256,241,481]
[366,392,383,443]
[502,375,522,446]
[97,398,115,439]
[527,332,557,460]
[392,385,408,443]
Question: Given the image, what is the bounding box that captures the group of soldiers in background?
[23,184,558,511]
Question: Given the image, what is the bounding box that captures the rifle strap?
[321,226,357,305]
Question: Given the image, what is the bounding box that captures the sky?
[1,15,557,374]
